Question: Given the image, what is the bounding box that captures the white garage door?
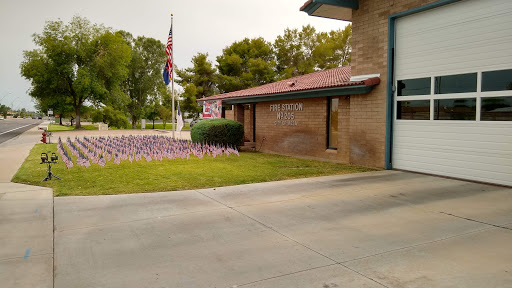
[393,0,512,186]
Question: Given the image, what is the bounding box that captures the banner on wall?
[203,100,222,119]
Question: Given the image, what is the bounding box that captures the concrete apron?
[54,170,512,288]
[0,127,54,288]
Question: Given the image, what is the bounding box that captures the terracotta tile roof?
[198,66,379,102]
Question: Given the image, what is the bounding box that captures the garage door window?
[396,70,512,121]
[434,98,476,120]
[481,96,512,121]
[397,100,430,120]
[482,69,512,92]
[434,73,477,94]
[397,78,431,96]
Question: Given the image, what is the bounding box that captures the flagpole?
[171,14,175,139]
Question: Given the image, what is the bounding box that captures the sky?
[0,0,349,111]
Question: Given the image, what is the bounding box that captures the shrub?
[191,118,244,147]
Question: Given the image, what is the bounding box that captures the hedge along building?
[198,66,382,165]
[298,0,512,186]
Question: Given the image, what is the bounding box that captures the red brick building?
[200,0,512,187]
[200,67,380,163]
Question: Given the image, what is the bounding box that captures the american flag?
[163,23,173,85]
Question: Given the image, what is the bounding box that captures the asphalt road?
[0,118,42,144]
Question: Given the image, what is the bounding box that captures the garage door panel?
[398,25,512,55]
[396,46,512,80]
[398,22,512,57]
[394,147,512,169]
[395,122,511,135]
[395,1,512,79]
[393,130,512,141]
[392,0,512,186]
[394,143,512,165]
[394,137,510,152]
[397,38,512,69]
[398,12,512,47]
[394,160,512,187]
[396,0,512,35]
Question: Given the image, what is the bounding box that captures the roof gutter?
[207,82,377,105]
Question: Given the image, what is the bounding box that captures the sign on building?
[203,100,222,119]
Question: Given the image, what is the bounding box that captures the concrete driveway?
[54,171,512,288]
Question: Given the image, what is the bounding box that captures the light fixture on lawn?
[40,151,62,182]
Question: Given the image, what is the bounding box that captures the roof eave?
[221,84,375,105]
[300,0,358,21]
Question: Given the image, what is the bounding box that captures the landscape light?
[40,151,62,182]
[40,152,48,163]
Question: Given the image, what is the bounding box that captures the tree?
[158,106,172,129]
[20,16,131,129]
[179,83,202,119]
[19,108,27,118]
[34,94,74,125]
[0,104,10,118]
[313,24,352,69]
[216,37,276,92]
[273,24,352,79]
[274,25,317,79]
[91,106,129,129]
[176,53,218,117]
[119,32,167,129]
[145,102,160,129]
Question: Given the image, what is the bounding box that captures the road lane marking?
[0,123,35,136]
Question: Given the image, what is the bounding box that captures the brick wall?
[349,0,438,167]
[224,110,234,121]
[255,98,345,162]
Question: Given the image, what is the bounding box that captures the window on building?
[397,100,430,120]
[397,77,431,96]
[481,96,512,121]
[434,98,476,120]
[435,73,477,94]
[328,97,339,149]
[482,69,512,92]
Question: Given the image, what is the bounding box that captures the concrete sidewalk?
[54,171,512,288]
[0,127,54,288]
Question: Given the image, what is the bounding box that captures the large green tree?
[20,16,131,128]
[176,53,218,118]
[274,25,317,79]
[273,24,352,79]
[119,32,167,128]
[313,24,352,70]
[216,37,276,93]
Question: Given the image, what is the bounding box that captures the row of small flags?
[56,136,239,169]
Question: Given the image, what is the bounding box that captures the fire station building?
[199,0,512,187]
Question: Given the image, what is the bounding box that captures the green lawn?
[12,143,376,197]
[48,124,98,132]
